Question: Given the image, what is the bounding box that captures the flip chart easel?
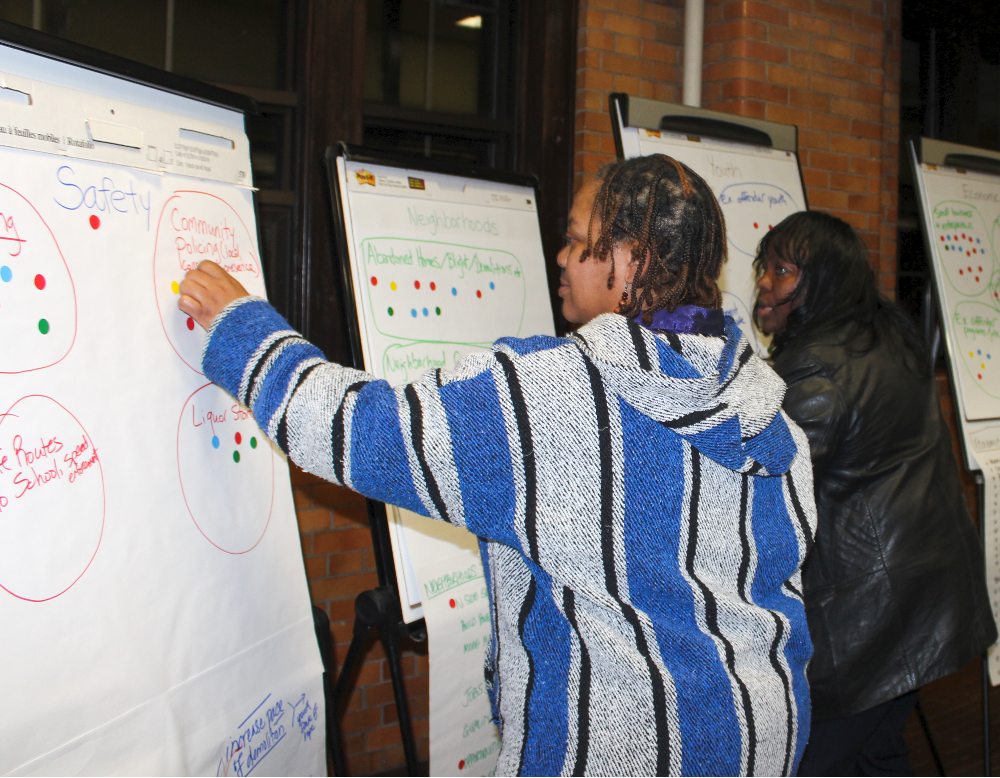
[0,22,325,775]
[609,93,807,354]
[911,136,1000,772]
[325,143,555,775]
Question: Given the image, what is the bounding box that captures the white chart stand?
[326,144,556,776]
[0,25,325,776]
[911,135,1000,774]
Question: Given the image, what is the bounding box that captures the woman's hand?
[178,260,251,330]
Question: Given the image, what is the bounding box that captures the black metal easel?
[330,500,426,776]
[923,270,993,777]
[322,144,431,776]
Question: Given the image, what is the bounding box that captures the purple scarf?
[639,304,725,336]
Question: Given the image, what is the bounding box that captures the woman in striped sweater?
[179,154,817,776]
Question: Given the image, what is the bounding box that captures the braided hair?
[581,153,727,324]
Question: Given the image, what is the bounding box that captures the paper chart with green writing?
[335,155,554,772]
[923,172,1000,420]
[342,163,553,387]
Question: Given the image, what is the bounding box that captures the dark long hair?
[583,154,727,324]
[753,210,926,374]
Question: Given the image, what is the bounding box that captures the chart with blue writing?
[0,39,324,775]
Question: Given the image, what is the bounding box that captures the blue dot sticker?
[0,266,11,282]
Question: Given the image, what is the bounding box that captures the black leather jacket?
[773,332,997,719]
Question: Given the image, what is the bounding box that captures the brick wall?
[575,0,686,183]
[575,0,903,294]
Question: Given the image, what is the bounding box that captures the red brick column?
[575,0,686,186]
[700,0,901,285]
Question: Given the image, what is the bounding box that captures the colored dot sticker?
[171,280,180,295]
[0,266,11,282]
[233,451,241,464]
[411,308,417,317]
[186,317,195,331]
[415,280,421,290]
[476,290,482,299]
[435,307,441,316]
[370,276,378,286]
[458,760,466,770]
[449,598,456,609]
[388,306,395,316]
[451,287,458,296]
[250,437,258,449]
[489,281,495,290]
[89,214,100,229]
[34,274,45,290]
[430,281,437,291]
[390,281,398,291]
[235,432,243,445]
[38,319,49,335]
[422,307,429,317]
[212,435,220,449]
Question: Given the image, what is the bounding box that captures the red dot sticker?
[458,760,465,770]
[430,281,437,291]
[415,280,421,290]
[34,274,46,290]
[449,598,456,609]
[476,290,482,299]
[186,316,195,331]
[235,432,243,445]
[89,215,100,229]
[370,276,378,286]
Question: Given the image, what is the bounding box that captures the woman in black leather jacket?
[754,210,996,776]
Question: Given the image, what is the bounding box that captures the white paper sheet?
[0,144,324,774]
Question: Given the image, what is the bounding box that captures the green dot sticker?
[38,319,50,335]
[233,450,241,464]
[250,437,258,449]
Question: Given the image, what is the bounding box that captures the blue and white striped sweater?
[204,297,817,776]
